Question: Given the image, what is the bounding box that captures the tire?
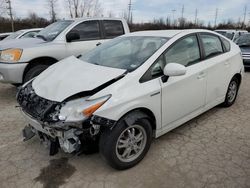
[99,116,153,170]
[24,64,49,83]
[222,77,240,107]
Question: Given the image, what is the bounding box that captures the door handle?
[96,42,102,46]
[224,61,229,66]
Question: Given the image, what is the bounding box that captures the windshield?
[36,20,73,41]
[80,36,168,71]
[3,30,24,40]
[236,34,250,46]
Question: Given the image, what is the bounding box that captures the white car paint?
[30,29,243,138]
[32,56,126,102]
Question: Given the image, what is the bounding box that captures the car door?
[157,35,207,128]
[66,20,106,57]
[199,33,231,108]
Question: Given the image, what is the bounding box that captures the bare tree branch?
[65,0,103,18]
[47,0,57,22]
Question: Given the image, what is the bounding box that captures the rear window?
[221,38,231,52]
[103,20,125,38]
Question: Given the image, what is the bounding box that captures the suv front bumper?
[0,62,27,84]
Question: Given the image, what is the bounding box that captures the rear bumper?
[0,62,27,84]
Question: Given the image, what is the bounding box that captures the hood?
[32,56,126,102]
[0,38,47,50]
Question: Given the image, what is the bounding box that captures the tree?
[47,0,57,22]
[65,0,103,18]
[0,0,6,16]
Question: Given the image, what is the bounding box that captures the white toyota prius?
[17,29,244,170]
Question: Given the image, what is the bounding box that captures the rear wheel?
[23,64,49,83]
[222,77,240,107]
[99,115,152,170]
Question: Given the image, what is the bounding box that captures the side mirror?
[164,63,187,77]
[66,31,80,42]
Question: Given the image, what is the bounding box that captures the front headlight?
[59,95,111,122]
[0,48,23,62]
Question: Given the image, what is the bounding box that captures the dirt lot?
[0,72,250,188]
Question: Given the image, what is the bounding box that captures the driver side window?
[150,35,201,77]
[69,21,101,41]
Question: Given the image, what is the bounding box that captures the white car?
[2,28,42,41]
[17,29,244,170]
[215,29,248,42]
[0,18,129,84]
[0,32,13,41]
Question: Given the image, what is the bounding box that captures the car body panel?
[18,29,244,142]
[32,56,126,102]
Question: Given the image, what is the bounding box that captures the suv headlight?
[0,49,23,62]
[59,95,111,122]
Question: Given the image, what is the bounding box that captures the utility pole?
[172,9,176,25]
[180,5,185,28]
[194,8,198,26]
[6,0,14,32]
[128,0,132,24]
[242,5,247,29]
[214,8,218,28]
[181,5,184,19]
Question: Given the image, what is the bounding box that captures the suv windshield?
[3,30,24,40]
[36,20,73,41]
[81,36,168,71]
[236,34,250,46]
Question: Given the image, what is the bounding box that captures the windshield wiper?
[36,35,47,41]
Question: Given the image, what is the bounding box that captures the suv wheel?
[24,64,49,83]
[100,116,152,170]
[222,77,240,107]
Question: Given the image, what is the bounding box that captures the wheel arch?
[118,107,157,132]
[23,56,58,82]
[233,73,242,86]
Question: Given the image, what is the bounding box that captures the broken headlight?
[59,95,111,122]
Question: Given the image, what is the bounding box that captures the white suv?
[0,18,129,84]
[17,30,244,170]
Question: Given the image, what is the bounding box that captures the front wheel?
[23,64,49,83]
[222,77,240,107]
[99,117,152,170]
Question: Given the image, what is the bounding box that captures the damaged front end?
[17,82,116,155]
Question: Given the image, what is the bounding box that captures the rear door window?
[200,34,223,58]
[103,20,125,39]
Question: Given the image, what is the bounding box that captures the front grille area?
[17,82,61,122]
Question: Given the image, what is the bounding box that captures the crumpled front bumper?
[20,109,82,154]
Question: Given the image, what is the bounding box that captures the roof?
[61,17,126,23]
[125,29,213,38]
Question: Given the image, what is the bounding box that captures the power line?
[5,0,14,31]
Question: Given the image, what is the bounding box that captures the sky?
[5,0,250,26]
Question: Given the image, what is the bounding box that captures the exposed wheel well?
[233,73,242,86]
[23,57,58,82]
[121,108,157,131]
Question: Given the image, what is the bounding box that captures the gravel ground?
[0,72,249,188]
